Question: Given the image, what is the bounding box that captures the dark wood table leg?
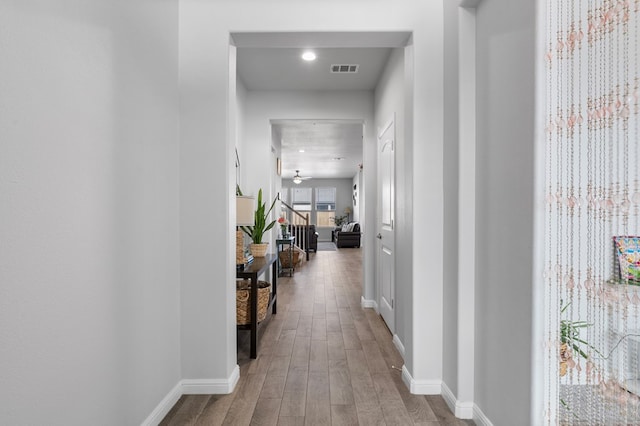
[272,260,277,314]
[250,273,258,359]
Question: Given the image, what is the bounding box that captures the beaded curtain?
[545,0,640,423]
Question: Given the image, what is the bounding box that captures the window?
[316,187,336,227]
[315,187,336,211]
[291,187,311,225]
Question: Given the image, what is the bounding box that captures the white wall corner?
[182,365,240,395]
[360,295,378,312]
[458,0,480,8]
[392,334,405,359]
[401,365,441,394]
[441,382,474,419]
[473,404,495,426]
[140,381,182,426]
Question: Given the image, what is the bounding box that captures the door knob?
[376,233,382,239]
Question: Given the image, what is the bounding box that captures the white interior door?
[377,118,395,332]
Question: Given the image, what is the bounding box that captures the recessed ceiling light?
[301,51,316,61]
[299,149,305,153]
[333,157,344,160]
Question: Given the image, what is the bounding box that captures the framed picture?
[613,236,640,282]
[276,157,282,176]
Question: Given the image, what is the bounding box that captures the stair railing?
[278,196,311,261]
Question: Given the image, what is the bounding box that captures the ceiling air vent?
[330,64,359,73]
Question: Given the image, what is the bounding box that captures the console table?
[236,253,277,359]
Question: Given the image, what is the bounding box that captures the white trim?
[473,404,495,426]
[141,367,241,424]
[441,382,474,419]
[360,295,378,311]
[140,381,182,426]
[401,365,441,394]
[377,118,394,139]
[392,334,405,358]
[182,365,240,394]
[457,4,477,409]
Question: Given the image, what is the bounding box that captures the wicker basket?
[279,248,301,268]
[236,279,271,325]
[249,243,269,257]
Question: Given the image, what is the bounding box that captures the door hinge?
[391,299,394,309]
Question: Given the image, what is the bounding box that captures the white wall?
[179,0,444,399]
[475,0,536,423]
[236,78,248,189]
[0,1,181,424]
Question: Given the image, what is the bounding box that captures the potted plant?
[277,215,289,238]
[331,214,349,228]
[238,187,277,257]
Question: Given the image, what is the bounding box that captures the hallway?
[160,248,474,425]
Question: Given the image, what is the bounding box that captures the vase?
[249,242,269,257]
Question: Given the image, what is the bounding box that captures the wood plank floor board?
[355,401,387,426]
[311,317,328,341]
[379,399,415,426]
[388,368,439,423]
[159,394,210,426]
[280,390,307,417]
[327,331,347,360]
[260,374,287,399]
[195,394,238,426]
[309,339,329,374]
[342,328,361,350]
[250,398,281,426]
[329,362,355,405]
[361,339,390,374]
[305,372,331,425]
[345,349,370,377]
[331,404,359,425]
[350,373,379,406]
[159,248,473,426]
[222,373,267,425]
[277,416,305,426]
[325,312,342,332]
[267,355,292,377]
[371,372,403,403]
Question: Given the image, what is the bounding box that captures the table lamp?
[236,196,255,266]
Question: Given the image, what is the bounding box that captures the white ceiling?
[237,47,391,91]
[237,47,392,180]
[272,120,363,179]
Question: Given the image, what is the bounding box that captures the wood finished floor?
[160,246,475,426]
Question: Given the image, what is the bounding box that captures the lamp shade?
[236,196,255,226]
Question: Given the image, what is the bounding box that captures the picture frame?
[613,236,640,283]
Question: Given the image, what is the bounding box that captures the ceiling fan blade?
[300,176,312,180]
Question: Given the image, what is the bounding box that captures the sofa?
[333,222,361,248]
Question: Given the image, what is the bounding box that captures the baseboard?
[140,381,182,426]
[392,334,405,359]
[441,382,474,419]
[473,404,495,426]
[182,365,240,394]
[401,365,442,394]
[142,366,240,425]
[360,296,378,311]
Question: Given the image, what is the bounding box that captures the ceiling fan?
[292,170,312,184]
